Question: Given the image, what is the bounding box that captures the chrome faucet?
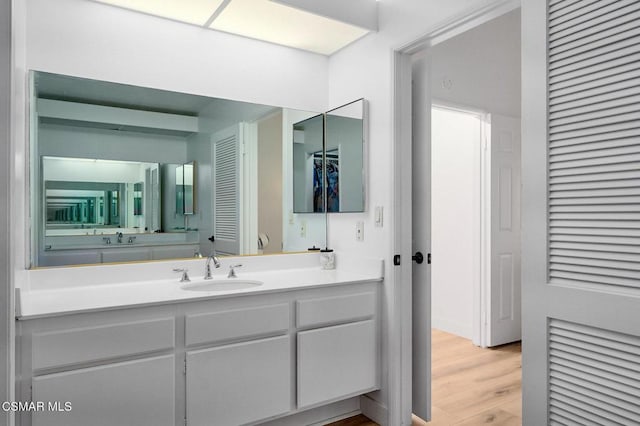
[204,254,221,280]
[204,235,221,280]
[116,232,123,244]
[227,264,242,278]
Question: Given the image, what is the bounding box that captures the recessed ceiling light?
[209,0,369,55]
[93,0,225,26]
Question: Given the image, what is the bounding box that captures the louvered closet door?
[212,125,241,255]
[522,1,640,424]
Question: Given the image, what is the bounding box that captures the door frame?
[390,0,521,422]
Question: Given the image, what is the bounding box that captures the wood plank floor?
[329,329,522,426]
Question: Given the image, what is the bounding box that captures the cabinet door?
[32,355,175,426]
[297,320,378,408]
[187,335,291,426]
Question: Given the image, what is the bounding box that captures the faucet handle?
[227,264,242,278]
[173,268,190,283]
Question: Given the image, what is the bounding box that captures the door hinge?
[184,418,188,426]
[428,253,431,264]
[183,359,187,375]
[393,254,401,266]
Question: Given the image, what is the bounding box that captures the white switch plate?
[300,219,307,237]
[356,221,364,241]
[374,206,383,228]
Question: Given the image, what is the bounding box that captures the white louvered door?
[212,125,242,255]
[522,1,640,424]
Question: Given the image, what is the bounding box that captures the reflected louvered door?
[212,125,241,255]
[522,1,640,424]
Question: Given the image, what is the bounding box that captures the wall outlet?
[374,206,383,228]
[356,221,364,241]
[300,219,307,237]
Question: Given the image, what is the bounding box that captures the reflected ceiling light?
[93,0,225,26]
[210,0,369,55]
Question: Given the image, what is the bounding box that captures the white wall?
[24,0,328,111]
[1,0,13,420]
[429,9,521,116]
[430,107,481,339]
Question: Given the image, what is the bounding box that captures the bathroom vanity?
[16,254,383,426]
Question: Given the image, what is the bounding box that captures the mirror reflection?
[325,99,366,213]
[43,156,160,235]
[292,99,366,213]
[32,71,326,267]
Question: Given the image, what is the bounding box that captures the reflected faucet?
[204,235,221,280]
[116,232,123,244]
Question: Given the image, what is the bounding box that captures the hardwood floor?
[329,329,522,426]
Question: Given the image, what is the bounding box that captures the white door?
[212,125,242,255]
[411,52,431,422]
[488,113,521,346]
[523,1,640,423]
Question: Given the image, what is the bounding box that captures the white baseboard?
[360,394,388,426]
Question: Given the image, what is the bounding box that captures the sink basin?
[181,279,263,292]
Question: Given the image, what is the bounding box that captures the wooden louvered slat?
[214,134,238,243]
[549,320,640,424]
[549,4,640,52]
[549,0,640,35]
[550,137,640,155]
[549,0,623,27]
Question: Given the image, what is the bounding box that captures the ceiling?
[91,0,377,55]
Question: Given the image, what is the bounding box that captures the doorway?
[430,105,484,343]
[408,6,522,423]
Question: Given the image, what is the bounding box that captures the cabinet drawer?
[297,320,378,408]
[185,303,289,347]
[296,292,376,328]
[32,317,175,370]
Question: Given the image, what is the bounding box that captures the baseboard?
[360,394,388,426]
[259,397,360,426]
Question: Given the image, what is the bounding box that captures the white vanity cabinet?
[19,316,177,426]
[296,292,379,408]
[184,303,292,426]
[17,280,380,426]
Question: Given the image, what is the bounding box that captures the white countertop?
[17,253,384,319]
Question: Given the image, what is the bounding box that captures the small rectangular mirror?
[325,99,365,213]
[292,114,325,213]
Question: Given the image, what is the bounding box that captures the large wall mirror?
[31,71,326,267]
[292,99,366,213]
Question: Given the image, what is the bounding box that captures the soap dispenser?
[320,248,335,270]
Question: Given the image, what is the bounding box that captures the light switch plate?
[356,221,364,241]
[374,206,383,228]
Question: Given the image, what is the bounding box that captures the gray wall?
[258,112,283,254]
[39,123,188,164]
[0,0,13,422]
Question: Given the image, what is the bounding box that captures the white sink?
[181,279,263,292]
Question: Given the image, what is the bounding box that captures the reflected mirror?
[43,156,160,235]
[292,99,366,213]
[325,99,366,213]
[292,114,324,213]
[31,71,326,267]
